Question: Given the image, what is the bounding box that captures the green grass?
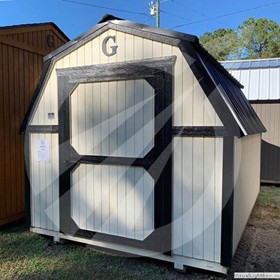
[258,186,280,205]
[1,186,279,279]
[254,186,280,220]
[0,229,168,280]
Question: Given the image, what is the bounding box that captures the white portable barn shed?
[222,58,280,184]
[21,16,265,274]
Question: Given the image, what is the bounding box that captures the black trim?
[58,58,174,253]
[179,42,242,138]
[44,23,109,62]
[172,126,227,137]
[220,136,234,267]
[250,99,280,104]
[25,125,59,133]
[98,14,124,23]
[56,56,176,82]
[196,50,266,135]
[79,156,151,168]
[24,132,31,228]
[195,44,243,88]
[45,20,196,63]
[179,41,266,136]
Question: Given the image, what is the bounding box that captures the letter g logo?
[102,36,118,57]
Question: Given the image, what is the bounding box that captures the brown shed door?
[58,58,174,253]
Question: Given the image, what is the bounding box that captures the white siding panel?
[173,137,183,255]
[109,166,118,236]
[269,68,280,99]
[259,69,270,100]
[182,138,193,257]
[214,138,223,263]
[227,64,280,101]
[30,133,59,231]
[30,30,222,128]
[172,137,223,263]
[101,165,110,233]
[193,83,205,125]
[203,138,215,261]
[173,47,183,126]
[233,134,261,256]
[248,69,260,100]
[240,69,250,99]
[71,80,154,158]
[192,138,204,259]
[71,164,154,241]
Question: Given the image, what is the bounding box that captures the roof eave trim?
[44,22,109,62]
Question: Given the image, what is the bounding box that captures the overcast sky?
[1,0,280,39]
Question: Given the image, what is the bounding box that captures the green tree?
[200,28,239,60]
[200,17,280,60]
[238,17,280,59]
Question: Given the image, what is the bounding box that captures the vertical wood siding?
[30,29,222,127]
[30,133,59,231]
[0,27,67,225]
[71,164,154,241]
[173,137,223,263]
[71,80,154,158]
[232,134,261,256]
[252,103,280,147]
[0,27,67,56]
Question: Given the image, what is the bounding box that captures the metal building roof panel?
[221,58,280,100]
[222,58,280,70]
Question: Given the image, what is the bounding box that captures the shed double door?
[58,59,174,253]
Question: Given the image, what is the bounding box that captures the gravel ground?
[143,186,280,279]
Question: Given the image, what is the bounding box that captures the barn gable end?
[26,27,222,129]
[22,17,265,274]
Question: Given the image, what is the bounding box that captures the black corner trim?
[220,136,234,267]
[250,99,280,104]
[172,126,227,137]
[24,132,31,228]
[25,125,59,133]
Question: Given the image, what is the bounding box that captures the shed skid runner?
[22,15,265,274]
[30,227,228,274]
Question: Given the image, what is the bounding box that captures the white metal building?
[21,16,265,274]
[222,58,280,183]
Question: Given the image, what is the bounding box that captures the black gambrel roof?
[20,15,266,136]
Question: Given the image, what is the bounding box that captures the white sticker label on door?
[36,139,50,162]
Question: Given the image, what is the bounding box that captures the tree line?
[200,17,280,61]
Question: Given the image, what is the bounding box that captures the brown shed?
[0,23,69,226]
